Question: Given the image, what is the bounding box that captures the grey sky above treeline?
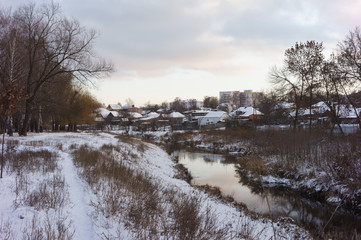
[2,0,360,106]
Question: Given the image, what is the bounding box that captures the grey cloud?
[62,0,213,60]
[215,1,332,45]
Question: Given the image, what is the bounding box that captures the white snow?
[166,112,185,118]
[230,107,263,117]
[60,151,96,240]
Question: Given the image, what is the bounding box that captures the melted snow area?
[0,132,311,239]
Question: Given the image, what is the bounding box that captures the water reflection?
[173,150,361,237]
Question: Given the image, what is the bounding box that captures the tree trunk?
[20,99,32,136]
[1,117,7,178]
[7,117,13,136]
[309,90,312,131]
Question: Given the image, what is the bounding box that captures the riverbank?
[163,129,361,212]
[173,148,361,239]
[127,128,361,218]
[0,132,312,239]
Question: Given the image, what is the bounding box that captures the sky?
[1,0,361,106]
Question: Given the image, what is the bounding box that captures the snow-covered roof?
[289,108,319,117]
[128,112,143,119]
[96,108,111,118]
[193,109,210,114]
[140,112,160,121]
[336,105,361,118]
[231,107,263,117]
[147,112,159,117]
[198,111,228,125]
[109,111,120,118]
[312,101,330,114]
[204,111,227,118]
[122,103,134,109]
[167,112,185,118]
[107,104,122,110]
[275,102,294,109]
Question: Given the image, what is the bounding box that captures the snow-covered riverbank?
[0,132,311,239]
[136,129,361,213]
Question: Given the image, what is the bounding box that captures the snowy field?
[0,132,311,239]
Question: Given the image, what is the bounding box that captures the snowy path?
[60,151,96,240]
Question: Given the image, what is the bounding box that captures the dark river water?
[172,150,361,238]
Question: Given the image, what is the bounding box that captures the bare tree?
[160,101,169,110]
[125,98,135,106]
[338,27,361,82]
[271,41,324,131]
[270,67,302,132]
[171,97,186,112]
[316,58,346,134]
[203,96,219,109]
[285,41,324,130]
[0,8,25,135]
[337,27,361,128]
[7,2,112,135]
[0,9,26,178]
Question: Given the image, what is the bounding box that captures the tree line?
[0,2,112,136]
[258,28,361,133]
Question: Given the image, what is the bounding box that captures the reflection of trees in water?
[174,150,361,238]
[224,155,238,163]
[203,154,224,163]
[235,166,361,237]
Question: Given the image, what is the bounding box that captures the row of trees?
[268,28,361,133]
[0,2,112,136]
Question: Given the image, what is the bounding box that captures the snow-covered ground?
[0,132,312,239]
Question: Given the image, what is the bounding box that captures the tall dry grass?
[3,148,74,239]
[72,142,263,239]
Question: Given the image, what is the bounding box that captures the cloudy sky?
[2,0,361,106]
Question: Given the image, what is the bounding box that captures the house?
[191,110,210,121]
[107,104,122,111]
[95,108,110,122]
[275,102,295,111]
[198,111,229,126]
[336,105,361,124]
[139,112,163,123]
[312,101,330,114]
[165,112,186,125]
[95,108,120,125]
[122,104,142,114]
[289,108,319,122]
[128,112,143,119]
[230,107,263,121]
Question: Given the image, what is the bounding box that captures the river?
[172,150,361,238]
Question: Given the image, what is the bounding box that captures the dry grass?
[115,134,149,154]
[23,214,74,240]
[7,150,58,175]
[18,173,66,210]
[0,218,14,240]
[2,146,73,239]
[71,142,256,239]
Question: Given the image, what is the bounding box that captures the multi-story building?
[239,90,253,107]
[220,90,261,108]
[219,91,240,107]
